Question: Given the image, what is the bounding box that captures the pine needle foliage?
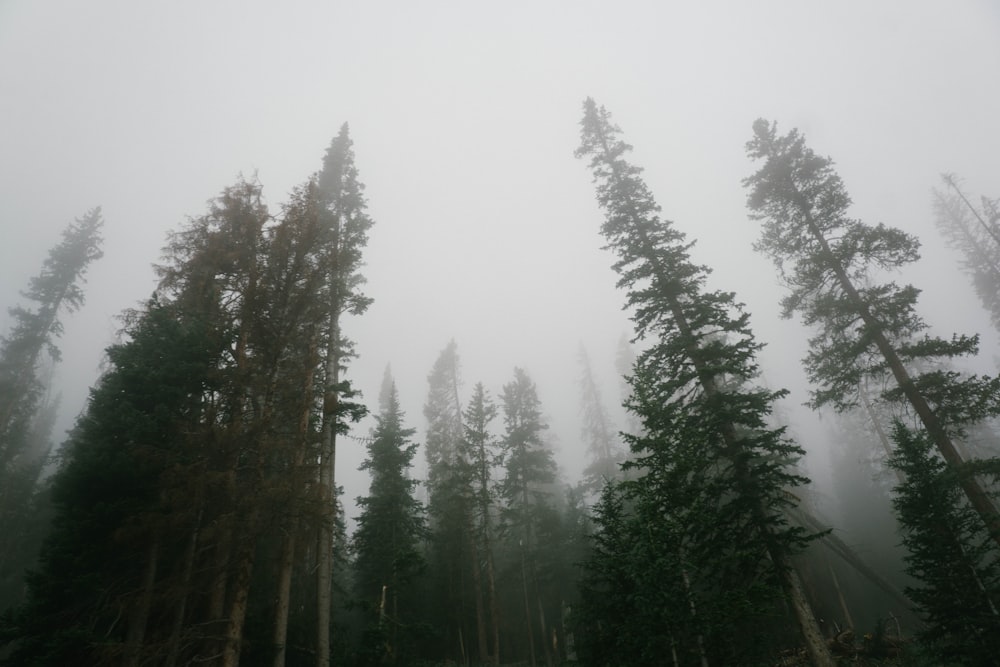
[889,422,1000,665]
[574,99,828,666]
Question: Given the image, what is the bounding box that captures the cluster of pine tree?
[1,101,1000,667]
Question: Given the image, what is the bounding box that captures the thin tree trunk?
[222,510,259,667]
[828,562,854,630]
[165,500,204,667]
[317,308,340,667]
[484,524,501,665]
[468,530,488,664]
[124,536,159,667]
[678,559,710,667]
[274,338,316,667]
[272,527,297,667]
[535,590,553,667]
[520,539,537,667]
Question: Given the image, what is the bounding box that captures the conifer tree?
[351,373,425,666]
[421,341,470,660]
[744,120,1000,547]
[889,422,1000,664]
[576,344,623,497]
[461,381,502,664]
[314,123,374,667]
[498,367,559,667]
[0,208,103,483]
[576,99,833,666]
[932,175,1000,336]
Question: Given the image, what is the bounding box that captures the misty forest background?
[2,3,1000,667]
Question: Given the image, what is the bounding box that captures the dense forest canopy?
[1,2,999,666]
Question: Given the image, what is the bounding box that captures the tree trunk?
[468,529,488,664]
[272,527,297,667]
[828,562,855,630]
[484,524,501,665]
[520,539,537,667]
[778,565,836,667]
[165,501,204,667]
[317,308,340,667]
[124,536,159,667]
[222,510,259,667]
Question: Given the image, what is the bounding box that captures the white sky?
[2,1,999,517]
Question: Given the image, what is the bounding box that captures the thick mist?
[2,0,999,574]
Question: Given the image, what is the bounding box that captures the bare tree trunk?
[828,562,854,630]
[484,527,501,665]
[468,531,488,664]
[678,560,710,667]
[317,310,340,667]
[272,527,297,667]
[520,540,536,667]
[778,565,834,667]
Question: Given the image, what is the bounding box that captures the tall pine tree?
[576,99,833,666]
[744,119,1000,548]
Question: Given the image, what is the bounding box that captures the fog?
[2,1,999,521]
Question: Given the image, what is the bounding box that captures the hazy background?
[2,0,998,521]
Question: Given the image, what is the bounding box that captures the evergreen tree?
[0,297,223,666]
[461,381,502,665]
[575,99,832,666]
[1,171,363,666]
[421,341,470,661]
[744,120,1000,547]
[932,174,1000,336]
[498,367,559,667]
[0,210,104,593]
[576,344,624,498]
[889,422,1000,665]
[313,123,375,667]
[351,373,425,666]
[0,207,103,465]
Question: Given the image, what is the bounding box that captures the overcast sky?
[2,1,999,516]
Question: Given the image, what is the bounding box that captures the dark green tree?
[575,99,832,666]
[744,120,1000,548]
[351,373,425,666]
[0,297,223,666]
[889,422,1000,665]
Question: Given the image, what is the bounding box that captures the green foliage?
[744,120,1000,425]
[889,422,1000,665]
[574,98,823,665]
[0,209,104,612]
[498,367,557,542]
[351,377,426,665]
[0,298,221,665]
